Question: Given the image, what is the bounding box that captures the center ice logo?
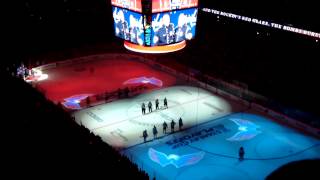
[148,148,205,168]
[226,118,261,141]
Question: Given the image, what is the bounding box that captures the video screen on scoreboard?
[111,0,142,12]
[151,8,198,46]
[112,6,145,45]
[152,0,198,13]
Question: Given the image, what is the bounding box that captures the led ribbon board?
[202,7,320,39]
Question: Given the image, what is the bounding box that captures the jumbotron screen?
[151,8,198,46]
[112,6,145,45]
[111,0,142,12]
[152,0,198,13]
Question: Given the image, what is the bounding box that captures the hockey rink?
[74,85,320,179]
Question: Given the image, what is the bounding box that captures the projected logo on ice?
[227,118,261,141]
[62,94,92,110]
[148,148,205,168]
[123,76,163,87]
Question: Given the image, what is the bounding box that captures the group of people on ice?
[141,97,168,115]
[142,117,183,143]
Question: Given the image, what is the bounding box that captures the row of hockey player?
[142,117,183,143]
[141,97,168,115]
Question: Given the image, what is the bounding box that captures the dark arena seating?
[1,72,148,178]
[266,159,320,179]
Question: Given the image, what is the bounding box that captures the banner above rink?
[152,0,198,13]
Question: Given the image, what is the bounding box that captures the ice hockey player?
[148,101,153,113]
[155,99,159,110]
[179,117,183,130]
[164,97,168,108]
[153,125,158,139]
[143,129,148,143]
[141,103,146,115]
[171,119,176,133]
[163,121,168,134]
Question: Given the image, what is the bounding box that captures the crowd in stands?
[1,71,149,179]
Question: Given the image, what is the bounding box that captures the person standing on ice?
[239,146,245,161]
[155,99,159,110]
[171,119,176,133]
[153,125,158,139]
[148,101,153,113]
[141,103,146,115]
[164,97,168,108]
[179,117,183,131]
[163,121,168,134]
[143,130,148,143]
